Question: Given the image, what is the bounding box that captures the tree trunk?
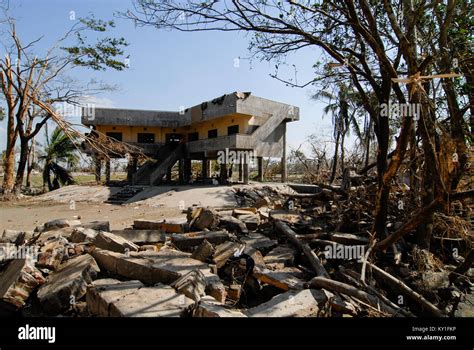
[329,131,340,184]
[2,110,16,197]
[14,137,29,193]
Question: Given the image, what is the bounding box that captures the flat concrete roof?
[82,91,299,127]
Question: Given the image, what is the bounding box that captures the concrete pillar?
[184,159,192,183]
[257,157,263,182]
[281,122,287,183]
[94,156,102,183]
[243,162,249,185]
[127,155,138,183]
[206,159,211,178]
[238,162,244,182]
[105,158,111,184]
[219,163,227,184]
[202,159,208,179]
[178,159,184,184]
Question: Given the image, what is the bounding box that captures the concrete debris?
[70,227,99,243]
[37,236,69,270]
[263,245,295,270]
[171,269,207,301]
[212,241,245,268]
[0,259,45,309]
[111,229,170,244]
[87,279,193,317]
[252,266,304,291]
[40,219,82,232]
[245,289,327,317]
[194,295,247,317]
[133,219,187,233]
[171,230,231,250]
[218,216,248,235]
[1,230,33,244]
[92,231,139,254]
[1,180,470,318]
[82,221,110,232]
[191,239,215,262]
[37,254,100,314]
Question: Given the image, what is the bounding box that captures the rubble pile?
[0,184,472,317]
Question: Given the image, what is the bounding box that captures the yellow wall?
[95,114,256,143]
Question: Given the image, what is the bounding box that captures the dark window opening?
[188,132,199,142]
[227,125,239,135]
[208,129,218,139]
[166,133,182,144]
[106,132,122,141]
[137,133,155,143]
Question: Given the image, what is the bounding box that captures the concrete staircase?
[105,186,145,205]
[250,105,290,142]
[133,143,186,185]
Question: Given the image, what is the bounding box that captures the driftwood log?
[367,262,443,317]
[308,276,400,316]
[274,220,330,278]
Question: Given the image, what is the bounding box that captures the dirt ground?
[0,183,243,233]
[0,200,185,233]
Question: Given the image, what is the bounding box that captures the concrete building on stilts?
[81,92,299,185]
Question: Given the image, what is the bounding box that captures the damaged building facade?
[81,92,299,185]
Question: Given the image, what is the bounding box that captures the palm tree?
[41,127,79,191]
[313,85,360,183]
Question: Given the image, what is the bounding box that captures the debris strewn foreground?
[0,184,472,317]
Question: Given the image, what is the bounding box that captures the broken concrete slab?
[86,279,145,316]
[194,295,247,317]
[0,259,46,309]
[171,230,231,250]
[87,279,193,317]
[241,233,277,253]
[190,207,219,231]
[245,289,327,317]
[238,214,261,231]
[263,245,295,270]
[37,236,69,270]
[92,248,224,299]
[252,266,305,291]
[219,216,248,235]
[37,254,100,314]
[244,246,266,268]
[171,269,206,302]
[111,229,170,244]
[70,227,99,243]
[133,219,187,233]
[110,283,194,317]
[40,219,82,232]
[191,239,215,262]
[82,221,110,232]
[93,231,139,254]
[1,230,33,244]
[213,241,245,268]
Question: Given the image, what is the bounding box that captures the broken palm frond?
[392,72,461,98]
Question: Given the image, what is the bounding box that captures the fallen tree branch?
[307,276,401,316]
[274,220,330,278]
[449,249,474,284]
[367,262,444,317]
